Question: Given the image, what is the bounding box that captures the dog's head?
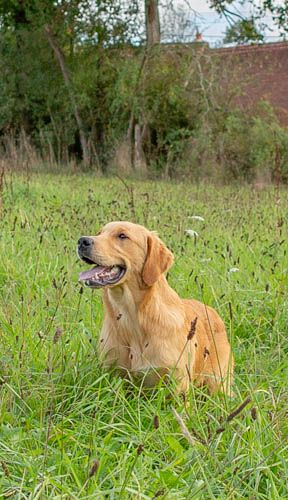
[78,221,173,289]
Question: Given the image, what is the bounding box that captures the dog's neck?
[106,274,185,334]
[107,273,146,307]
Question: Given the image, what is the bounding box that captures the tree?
[224,18,264,44]
[119,0,161,175]
[145,0,160,46]
[210,0,288,38]
[132,1,161,173]
[258,0,288,36]
[44,24,92,167]
[0,0,143,167]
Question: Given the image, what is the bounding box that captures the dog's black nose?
[78,237,94,248]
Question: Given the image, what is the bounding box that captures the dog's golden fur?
[82,221,233,394]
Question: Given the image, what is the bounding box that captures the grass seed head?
[53,327,63,344]
[187,317,198,340]
[137,444,144,455]
[89,459,99,478]
[153,415,159,429]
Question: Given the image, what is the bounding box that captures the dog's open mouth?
[78,264,126,288]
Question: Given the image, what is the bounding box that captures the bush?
[159,102,288,183]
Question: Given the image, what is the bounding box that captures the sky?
[160,0,282,46]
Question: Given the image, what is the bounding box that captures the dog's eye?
[118,233,129,240]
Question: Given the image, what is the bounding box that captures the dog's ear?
[142,233,174,287]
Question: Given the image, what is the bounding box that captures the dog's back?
[182,299,233,394]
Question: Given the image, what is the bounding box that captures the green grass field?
[0,174,287,499]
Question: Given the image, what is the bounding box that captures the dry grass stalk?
[171,407,197,446]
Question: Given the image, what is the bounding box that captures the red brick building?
[213,42,288,126]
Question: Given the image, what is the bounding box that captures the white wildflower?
[185,229,199,237]
[228,267,240,273]
[194,480,205,489]
[188,215,205,221]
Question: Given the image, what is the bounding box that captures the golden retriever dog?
[78,221,233,394]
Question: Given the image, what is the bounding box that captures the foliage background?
[0,1,288,181]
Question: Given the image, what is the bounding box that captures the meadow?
[0,174,287,499]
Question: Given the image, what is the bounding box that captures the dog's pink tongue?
[79,266,104,281]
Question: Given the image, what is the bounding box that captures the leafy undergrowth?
[0,174,287,498]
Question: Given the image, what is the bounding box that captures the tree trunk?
[145,0,160,47]
[134,124,147,174]
[44,25,92,167]
[121,1,160,176]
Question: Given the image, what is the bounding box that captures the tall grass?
[0,174,287,498]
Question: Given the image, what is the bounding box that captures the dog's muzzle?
[77,236,126,288]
